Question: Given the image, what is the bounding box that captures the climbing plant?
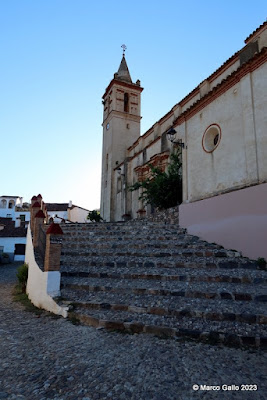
[128,152,182,210]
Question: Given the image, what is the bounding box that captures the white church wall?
[253,63,267,182]
[184,76,256,202]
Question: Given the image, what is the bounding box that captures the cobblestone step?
[61,223,185,235]
[69,306,267,349]
[61,267,267,284]
[61,277,267,302]
[61,248,245,260]
[60,255,258,271]
[61,288,267,323]
[60,220,267,348]
[61,239,220,250]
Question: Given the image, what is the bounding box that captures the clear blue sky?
[0,1,266,210]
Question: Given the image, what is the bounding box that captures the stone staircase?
[60,221,267,348]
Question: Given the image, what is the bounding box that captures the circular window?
[202,124,221,153]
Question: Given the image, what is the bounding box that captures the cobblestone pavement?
[0,264,266,400]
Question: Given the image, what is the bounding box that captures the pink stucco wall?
[179,183,267,261]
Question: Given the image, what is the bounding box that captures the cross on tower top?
[121,44,127,56]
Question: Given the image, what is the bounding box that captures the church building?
[100,22,267,260]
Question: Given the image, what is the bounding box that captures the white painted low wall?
[179,183,267,261]
[25,227,68,317]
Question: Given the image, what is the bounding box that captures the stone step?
[59,220,266,347]
[61,277,267,302]
[61,223,185,234]
[61,267,267,285]
[62,220,185,231]
[60,255,257,270]
[62,232,187,242]
[68,305,267,348]
[61,288,267,323]
[61,247,244,259]
[62,236,214,246]
[63,238,223,252]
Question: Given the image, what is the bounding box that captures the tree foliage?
[128,152,182,209]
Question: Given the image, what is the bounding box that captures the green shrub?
[16,263,29,293]
[87,210,103,222]
[128,152,183,210]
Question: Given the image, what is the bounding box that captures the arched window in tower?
[124,93,129,112]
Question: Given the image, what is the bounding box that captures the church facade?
[100,22,267,260]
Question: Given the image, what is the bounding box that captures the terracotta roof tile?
[245,20,267,43]
[35,210,46,218]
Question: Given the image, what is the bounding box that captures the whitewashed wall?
[25,227,68,317]
[69,207,89,223]
[0,237,26,260]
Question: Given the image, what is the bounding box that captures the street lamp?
[116,168,125,177]
[166,128,185,148]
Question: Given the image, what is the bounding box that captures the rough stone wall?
[141,206,179,225]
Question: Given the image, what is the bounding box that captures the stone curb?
[74,301,267,325]
[61,258,259,271]
[72,310,267,349]
[61,271,266,285]
[62,283,267,303]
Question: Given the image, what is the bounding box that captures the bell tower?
[100,48,143,221]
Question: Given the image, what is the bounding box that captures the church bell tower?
[100,48,143,221]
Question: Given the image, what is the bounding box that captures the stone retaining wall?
[142,206,179,225]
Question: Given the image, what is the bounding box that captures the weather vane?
[121,44,127,55]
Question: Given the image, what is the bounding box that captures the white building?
[45,201,89,223]
[0,217,27,262]
[0,195,30,262]
[0,195,30,227]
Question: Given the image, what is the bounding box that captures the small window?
[8,200,15,209]
[124,93,129,112]
[20,215,26,222]
[202,124,221,153]
[143,149,147,164]
[15,244,26,255]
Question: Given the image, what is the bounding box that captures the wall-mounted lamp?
[166,128,185,148]
[117,168,125,176]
